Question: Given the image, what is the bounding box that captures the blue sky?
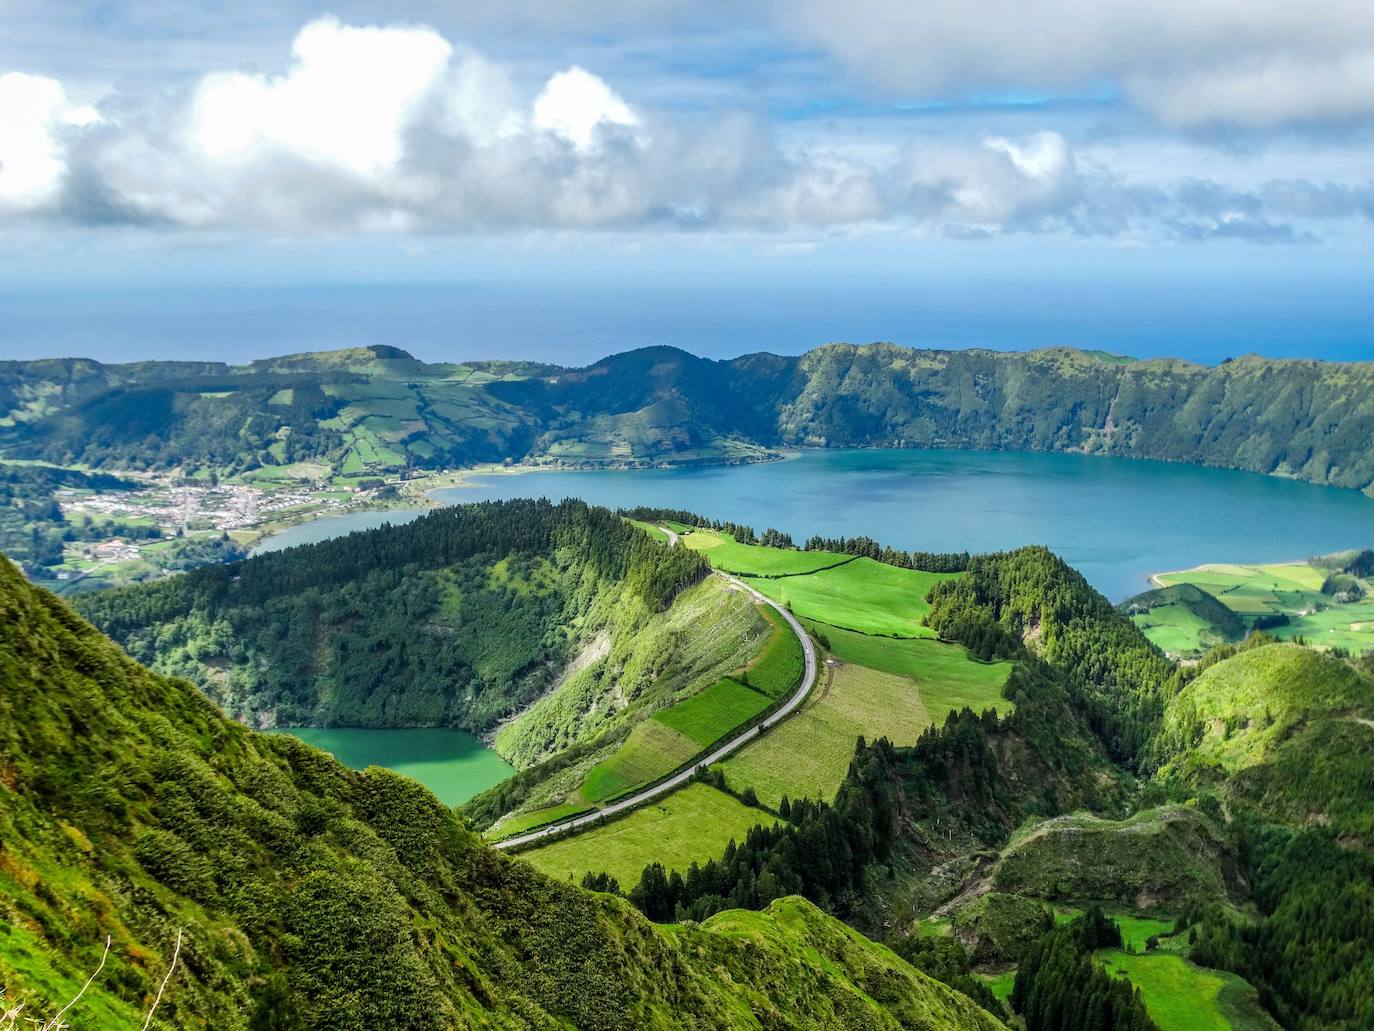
[3,1,1373,364]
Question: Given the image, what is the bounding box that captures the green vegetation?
[492,574,765,769]
[682,528,852,575]
[718,662,930,808]
[489,801,591,839]
[739,604,805,698]
[1100,953,1276,1031]
[14,342,1374,493]
[75,499,707,730]
[811,622,1014,714]
[1012,908,1158,1031]
[748,558,958,637]
[579,719,701,803]
[1121,583,1245,656]
[653,677,774,746]
[0,552,1006,1029]
[951,893,1053,965]
[992,807,1235,909]
[1139,558,1374,655]
[521,783,779,888]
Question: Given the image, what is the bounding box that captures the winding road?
[493,527,817,851]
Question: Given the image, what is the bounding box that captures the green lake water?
[269,727,514,806]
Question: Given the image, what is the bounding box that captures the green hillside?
[1145,559,1374,654]
[0,553,1006,1029]
[1120,583,1245,656]
[73,499,711,732]
[991,807,1238,910]
[1155,641,1374,828]
[9,342,1374,492]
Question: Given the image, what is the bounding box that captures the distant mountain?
[5,342,1374,492]
[0,551,1004,1029]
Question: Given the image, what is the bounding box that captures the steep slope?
[990,807,1240,909]
[0,554,1004,1030]
[1155,641,1374,827]
[74,499,714,733]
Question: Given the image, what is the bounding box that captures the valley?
[4,348,1374,1029]
[3,497,1373,1028]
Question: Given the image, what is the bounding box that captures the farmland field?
[579,719,702,803]
[746,558,960,637]
[739,604,805,698]
[519,782,779,887]
[654,677,774,747]
[809,622,1013,714]
[717,662,929,807]
[1148,561,1374,654]
[681,529,853,576]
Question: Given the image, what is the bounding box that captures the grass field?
[1101,952,1277,1031]
[810,622,1014,715]
[1150,561,1374,654]
[580,719,703,803]
[654,677,774,747]
[627,519,671,543]
[718,662,930,807]
[747,559,960,638]
[1131,603,1227,655]
[488,802,592,839]
[682,530,853,576]
[519,783,779,887]
[740,605,804,698]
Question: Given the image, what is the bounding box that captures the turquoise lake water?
[268,727,514,806]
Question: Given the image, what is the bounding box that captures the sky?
[2,0,1373,365]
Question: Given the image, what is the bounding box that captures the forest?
[75,498,707,729]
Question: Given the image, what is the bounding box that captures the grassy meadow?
[717,662,930,807]
[811,622,1014,714]
[519,782,780,887]
[1100,952,1278,1031]
[747,558,960,637]
[654,678,774,747]
[1143,560,1374,654]
[680,529,852,576]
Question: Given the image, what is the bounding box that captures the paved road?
[493,562,818,851]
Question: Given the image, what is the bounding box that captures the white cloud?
[187,17,452,174]
[532,66,639,150]
[3,15,1372,245]
[0,71,98,212]
[784,0,1374,128]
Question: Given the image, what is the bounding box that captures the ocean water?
[4,278,1373,367]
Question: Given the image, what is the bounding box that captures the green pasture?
[519,783,779,887]
[739,605,804,698]
[718,662,929,808]
[682,529,853,576]
[579,720,701,804]
[809,623,1013,715]
[654,678,773,748]
[747,558,959,638]
[1101,952,1277,1031]
[1152,560,1374,654]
